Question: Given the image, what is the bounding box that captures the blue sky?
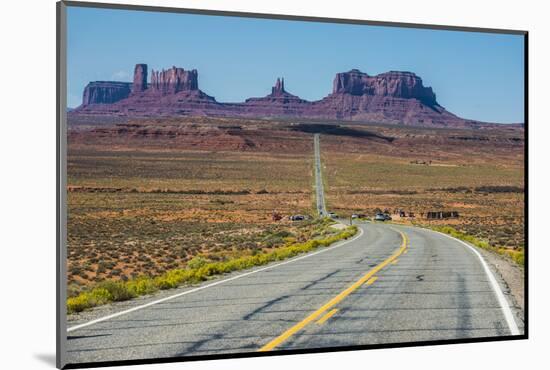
[67,6,525,123]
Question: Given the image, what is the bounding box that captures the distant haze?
[67,6,524,123]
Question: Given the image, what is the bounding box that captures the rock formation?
[81,81,131,105]
[132,64,148,93]
[332,70,436,106]
[149,66,198,94]
[241,77,311,116]
[72,63,509,127]
[306,69,459,125]
[271,77,285,96]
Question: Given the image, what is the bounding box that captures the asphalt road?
[313,133,327,217]
[65,222,522,364]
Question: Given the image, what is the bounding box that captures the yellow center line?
[259,227,409,352]
[316,308,339,325]
[392,259,398,265]
[365,276,378,286]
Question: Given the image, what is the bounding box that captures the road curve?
[65,222,522,365]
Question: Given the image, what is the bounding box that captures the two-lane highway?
[66,222,521,364]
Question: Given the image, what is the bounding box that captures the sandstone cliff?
[332,69,436,106]
[150,67,198,94]
[132,64,148,93]
[73,63,507,127]
[82,81,131,105]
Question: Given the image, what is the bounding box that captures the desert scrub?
[66,288,113,313]
[67,225,357,314]
[186,255,209,269]
[429,225,524,266]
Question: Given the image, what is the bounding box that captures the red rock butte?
[72,63,519,127]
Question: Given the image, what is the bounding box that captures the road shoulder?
[476,247,525,323]
[394,222,525,332]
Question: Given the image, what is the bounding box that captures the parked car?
[328,212,338,218]
[290,215,305,221]
[351,214,359,219]
[374,213,386,221]
[384,214,392,221]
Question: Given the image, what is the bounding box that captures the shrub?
[154,269,198,289]
[67,225,358,313]
[187,255,208,269]
[512,251,525,265]
[431,225,524,266]
[96,280,136,301]
[126,276,158,296]
[67,287,112,313]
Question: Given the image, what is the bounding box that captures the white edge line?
[430,229,521,336]
[67,226,365,332]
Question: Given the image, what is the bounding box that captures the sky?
[67,6,525,123]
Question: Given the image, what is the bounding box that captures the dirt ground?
[66,115,524,297]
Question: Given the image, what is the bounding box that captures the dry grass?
[67,146,315,295]
[67,222,357,313]
[319,133,524,261]
[67,115,525,296]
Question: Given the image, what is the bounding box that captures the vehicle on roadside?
[384,214,392,221]
[289,215,305,221]
[374,213,386,221]
[351,214,358,219]
[328,212,338,218]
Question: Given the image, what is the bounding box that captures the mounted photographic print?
[56,1,527,368]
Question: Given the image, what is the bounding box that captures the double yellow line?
[259,227,409,352]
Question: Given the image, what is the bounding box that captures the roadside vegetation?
[319,131,524,268]
[66,147,313,291]
[428,225,524,266]
[67,221,357,314]
[67,116,524,313]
